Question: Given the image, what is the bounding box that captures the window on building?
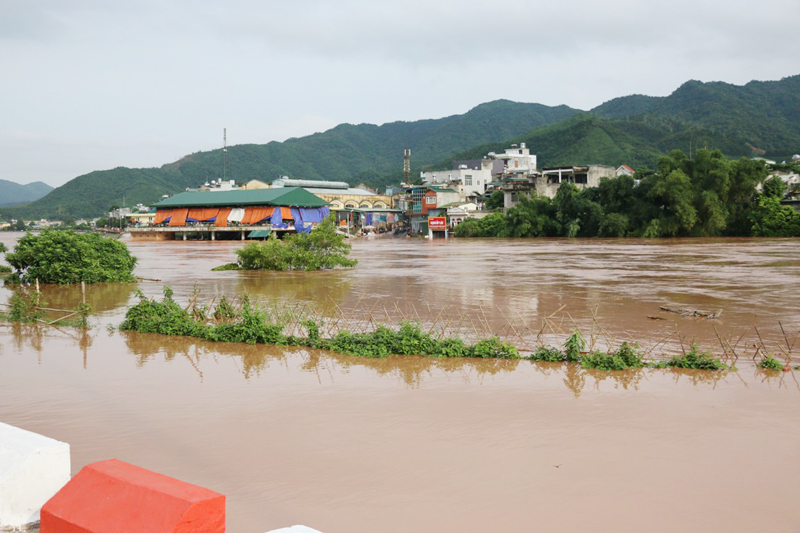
[425,196,437,205]
[465,175,472,185]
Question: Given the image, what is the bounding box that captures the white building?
[421,143,537,200]
[420,160,495,199]
[490,143,537,177]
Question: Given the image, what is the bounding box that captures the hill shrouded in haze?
[0,179,53,207]
[4,74,799,220]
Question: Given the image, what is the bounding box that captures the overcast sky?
[1,0,798,188]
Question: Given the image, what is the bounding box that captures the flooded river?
[1,233,799,532]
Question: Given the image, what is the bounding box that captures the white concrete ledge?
[265,526,324,533]
[0,423,70,531]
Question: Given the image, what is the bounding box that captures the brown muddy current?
[1,233,799,532]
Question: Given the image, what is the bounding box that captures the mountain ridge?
[0,179,54,207]
[3,75,799,220]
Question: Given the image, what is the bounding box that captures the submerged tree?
[231,216,358,271]
[5,230,137,284]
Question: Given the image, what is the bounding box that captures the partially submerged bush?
[656,345,727,370]
[205,298,287,345]
[758,355,784,371]
[118,289,758,374]
[120,287,208,337]
[6,230,137,284]
[4,290,46,323]
[563,330,585,362]
[528,345,565,362]
[119,290,523,361]
[581,343,645,371]
[226,216,357,271]
[529,341,644,370]
[472,337,519,359]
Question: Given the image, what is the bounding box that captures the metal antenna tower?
[403,147,411,184]
[223,128,228,182]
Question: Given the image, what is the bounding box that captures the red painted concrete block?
[40,458,225,533]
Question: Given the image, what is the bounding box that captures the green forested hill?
[592,75,800,155]
[437,113,755,172]
[3,100,581,219]
[4,75,799,220]
[14,167,188,220]
[163,99,582,186]
[0,179,53,207]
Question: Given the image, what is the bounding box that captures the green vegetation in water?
[0,242,9,273]
[210,263,241,271]
[3,290,46,323]
[4,229,137,284]
[213,216,357,271]
[653,345,728,370]
[529,345,565,362]
[0,288,91,328]
[528,338,646,371]
[118,289,770,373]
[563,330,585,362]
[758,355,785,371]
[120,288,520,359]
[581,342,646,371]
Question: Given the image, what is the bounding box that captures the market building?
[128,187,330,241]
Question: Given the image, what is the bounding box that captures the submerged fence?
[184,292,798,367]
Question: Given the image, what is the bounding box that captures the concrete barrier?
[40,458,225,532]
[0,422,70,531]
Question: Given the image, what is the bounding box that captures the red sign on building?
[428,216,447,230]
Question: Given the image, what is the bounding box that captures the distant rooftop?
[273,177,376,196]
[153,187,329,208]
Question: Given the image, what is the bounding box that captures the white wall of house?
[491,143,537,175]
[421,163,493,198]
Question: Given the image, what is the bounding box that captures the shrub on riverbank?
[5,230,137,284]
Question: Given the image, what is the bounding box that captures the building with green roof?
[129,187,330,241]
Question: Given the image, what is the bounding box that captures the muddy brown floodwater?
[1,233,799,532]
